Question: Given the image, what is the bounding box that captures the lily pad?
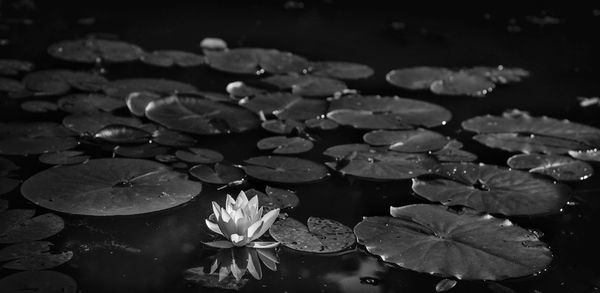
[206,48,309,74]
[146,95,260,135]
[386,67,452,90]
[257,136,313,154]
[0,122,78,155]
[354,204,553,280]
[0,77,25,93]
[0,178,20,195]
[472,133,590,155]
[141,50,204,67]
[151,128,196,147]
[0,59,33,76]
[239,92,327,121]
[328,95,451,128]
[507,154,593,181]
[269,217,355,253]
[304,118,339,130]
[226,81,268,98]
[21,158,202,216]
[20,101,58,113]
[323,144,437,180]
[58,93,125,113]
[93,124,151,144]
[176,148,223,164]
[103,78,198,99]
[245,186,299,212]
[38,151,89,165]
[411,162,570,216]
[0,210,64,244]
[0,241,73,270]
[0,157,19,176]
[189,163,245,185]
[262,74,347,97]
[63,113,142,134]
[243,156,328,184]
[464,66,530,84]
[568,149,600,162]
[261,119,305,134]
[114,143,169,158]
[0,270,77,293]
[23,70,108,95]
[430,71,495,97]
[126,91,161,116]
[431,141,478,162]
[311,61,374,80]
[48,38,144,63]
[363,129,448,152]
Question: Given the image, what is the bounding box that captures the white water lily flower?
[204,191,279,248]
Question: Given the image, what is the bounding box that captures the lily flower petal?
[256,208,280,238]
[211,202,221,221]
[218,266,230,282]
[247,221,263,239]
[204,241,235,249]
[246,250,263,280]
[233,191,249,209]
[220,207,231,223]
[247,241,279,249]
[209,258,219,274]
[205,219,224,236]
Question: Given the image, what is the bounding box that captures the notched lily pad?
[245,186,299,212]
[257,136,314,154]
[240,92,327,121]
[354,204,553,280]
[0,209,64,244]
[304,117,338,130]
[363,129,448,152]
[0,270,77,293]
[21,158,202,216]
[412,162,570,216]
[48,38,144,63]
[189,163,245,185]
[269,217,355,253]
[243,156,328,184]
[0,241,73,270]
[261,119,305,134]
[507,154,593,181]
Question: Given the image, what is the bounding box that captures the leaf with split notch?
[0,210,64,244]
[432,141,477,162]
[269,217,355,253]
[0,241,73,270]
[507,154,593,181]
[189,163,245,184]
[412,162,570,216]
[257,136,313,154]
[305,118,338,130]
[354,204,553,280]
[245,186,299,213]
[243,156,328,184]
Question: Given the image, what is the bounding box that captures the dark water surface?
[2,1,600,292]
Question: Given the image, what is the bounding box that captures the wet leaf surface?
[310,61,374,80]
[243,156,328,183]
[0,270,77,293]
[126,91,161,116]
[507,153,593,181]
[206,48,308,74]
[189,163,245,184]
[257,136,314,154]
[21,158,202,216]
[363,129,448,152]
[245,186,299,212]
[93,124,151,144]
[0,210,64,244]
[63,113,142,134]
[262,74,347,97]
[38,151,89,165]
[103,78,198,99]
[412,162,571,216]
[0,241,73,270]
[240,92,327,121]
[48,38,144,63]
[0,122,78,155]
[568,149,600,162]
[354,204,553,280]
[176,148,223,164]
[269,217,355,253]
[58,93,124,114]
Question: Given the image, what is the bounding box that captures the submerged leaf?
[0,122,77,155]
[386,67,452,90]
[38,151,89,165]
[311,61,374,80]
[58,93,124,114]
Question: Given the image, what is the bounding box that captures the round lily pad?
[363,129,448,152]
[58,93,125,114]
[206,48,308,74]
[239,93,327,121]
[0,270,77,293]
[114,144,169,158]
[304,118,338,130]
[261,119,305,134]
[23,70,108,95]
[0,59,33,76]
[103,78,198,99]
[175,148,223,164]
[0,122,78,155]
[354,204,553,280]
[0,241,73,270]
[323,144,437,180]
[126,91,161,116]
[20,101,58,113]
[38,151,89,165]
[412,162,571,216]
[430,71,495,97]
[21,158,202,216]
[0,178,20,195]
[311,61,374,80]
[568,149,600,162]
[329,95,451,128]
[63,113,142,134]
[245,186,299,212]
[151,128,196,147]
[48,38,144,63]
[93,124,151,144]
[386,67,452,90]
[146,95,260,135]
[507,154,593,181]
[141,50,204,67]
[243,156,328,184]
[269,217,355,253]
[257,136,314,154]
[473,133,590,155]
[262,74,347,97]
[189,163,245,184]
[0,210,64,244]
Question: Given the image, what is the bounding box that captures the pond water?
[1,1,600,292]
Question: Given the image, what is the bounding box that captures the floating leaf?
[257,136,313,154]
[151,128,196,147]
[0,122,77,155]
[363,129,448,152]
[0,271,77,293]
[126,91,161,116]
[262,74,347,97]
[93,124,151,144]
[310,61,374,80]
[568,149,600,162]
[206,48,308,74]
[63,112,142,134]
[58,93,124,114]
[435,279,457,292]
[269,217,355,253]
[0,59,33,76]
[114,143,168,158]
[432,141,477,162]
[0,210,64,244]
[0,157,19,176]
[386,67,452,90]
[328,95,451,128]
[327,109,412,130]
[323,144,437,180]
[430,71,495,97]
[464,66,529,84]
[48,38,144,63]
[304,118,338,130]
[507,154,593,181]
[239,92,327,121]
[38,151,89,165]
[354,204,553,280]
[412,162,570,216]
[175,148,223,164]
[21,158,202,216]
[189,163,245,184]
[0,178,20,195]
[141,50,204,67]
[0,241,73,270]
[243,156,328,183]
[146,95,260,135]
[103,78,198,99]
[245,186,299,212]
[472,133,590,155]
[0,200,7,211]
[20,100,57,113]
[0,77,25,93]
[23,70,108,95]
[226,81,268,98]
[261,119,305,134]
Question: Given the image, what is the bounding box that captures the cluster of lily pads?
[0,34,599,292]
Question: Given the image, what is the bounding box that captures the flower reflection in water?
[185,247,279,290]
